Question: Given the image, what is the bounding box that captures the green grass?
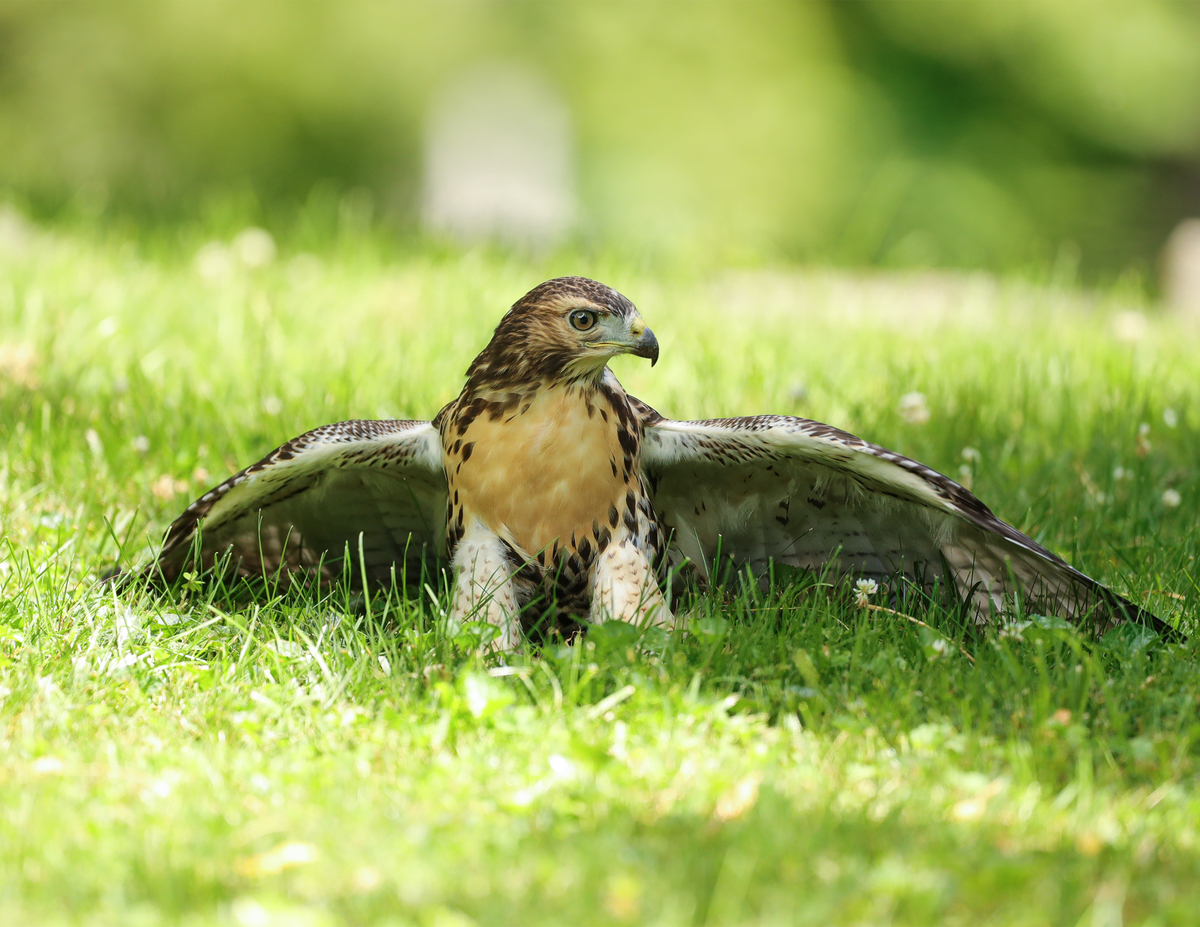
[2,227,1199,925]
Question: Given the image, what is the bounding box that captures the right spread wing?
[637,407,1175,638]
[143,420,447,589]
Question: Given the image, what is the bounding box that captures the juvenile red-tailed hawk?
[130,277,1172,646]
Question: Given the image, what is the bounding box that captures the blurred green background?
[2,0,1200,278]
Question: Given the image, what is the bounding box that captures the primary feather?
[126,277,1174,643]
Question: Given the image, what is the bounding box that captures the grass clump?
[1,227,1198,925]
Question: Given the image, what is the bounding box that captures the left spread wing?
[142,420,447,589]
[638,405,1170,636]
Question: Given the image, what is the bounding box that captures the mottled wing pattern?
[637,406,1170,636]
[145,420,446,589]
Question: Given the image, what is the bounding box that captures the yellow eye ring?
[569,309,598,331]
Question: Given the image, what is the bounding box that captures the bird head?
[465,277,659,388]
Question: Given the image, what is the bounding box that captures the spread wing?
[638,406,1172,637]
[140,420,447,590]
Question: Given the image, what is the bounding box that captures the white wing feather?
[146,420,446,589]
[639,409,1167,635]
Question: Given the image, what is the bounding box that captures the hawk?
[130,276,1173,647]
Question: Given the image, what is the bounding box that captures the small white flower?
[0,342,38,388]
[1136,423,1152,457]
[350,865,384,894]
[32,756,64,775]
[232,227,277,268]
[131,435,150,454]
[108,652,147,676]
[261,395,283,416]
[1113,311,1147,342]
[898,392,931,425]
[1163,488,1182,509]
[961,446,981,463]
[195,241,234,283]
[115,605,143,644]
[854,578,878,607]
[151,474,187,501]
[287,252,323,286]
[266,639,306,659]
[1164,408,1179,428]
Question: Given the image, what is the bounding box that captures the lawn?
[1,225,1198,925]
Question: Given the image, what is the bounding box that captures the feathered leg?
[591,536,673,630]
[448,521,521,651]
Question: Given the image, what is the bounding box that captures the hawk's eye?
[569,309,598,331]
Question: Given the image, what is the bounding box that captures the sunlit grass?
[2,226,1199,925]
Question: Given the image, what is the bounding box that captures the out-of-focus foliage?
[1,0,1199,274]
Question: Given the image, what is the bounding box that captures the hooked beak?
[628,321,660,366]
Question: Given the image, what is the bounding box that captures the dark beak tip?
[637,328,660,366]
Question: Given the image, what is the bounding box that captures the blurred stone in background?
[1162,219,1200,317]
[422,64,575,247]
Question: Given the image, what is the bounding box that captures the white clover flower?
[898,392,931,425]
[1113,311,1147,342]
[961,447,981,463]
[1164,408,1179,428]
[194,241,234,283]
[854,578,878,607]
[0,342,39,388]
[1136,422,1152,457]
[233,227,277,268]
[1163,488,1182,509]
[287,252,322,286]
[151,474,187,501]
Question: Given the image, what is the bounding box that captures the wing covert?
[638,407,1170,636]
[146,419,447,590]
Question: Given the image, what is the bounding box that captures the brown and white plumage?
[433,278,667,647]
[128,276,1174,644]
[149,419,445,589]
